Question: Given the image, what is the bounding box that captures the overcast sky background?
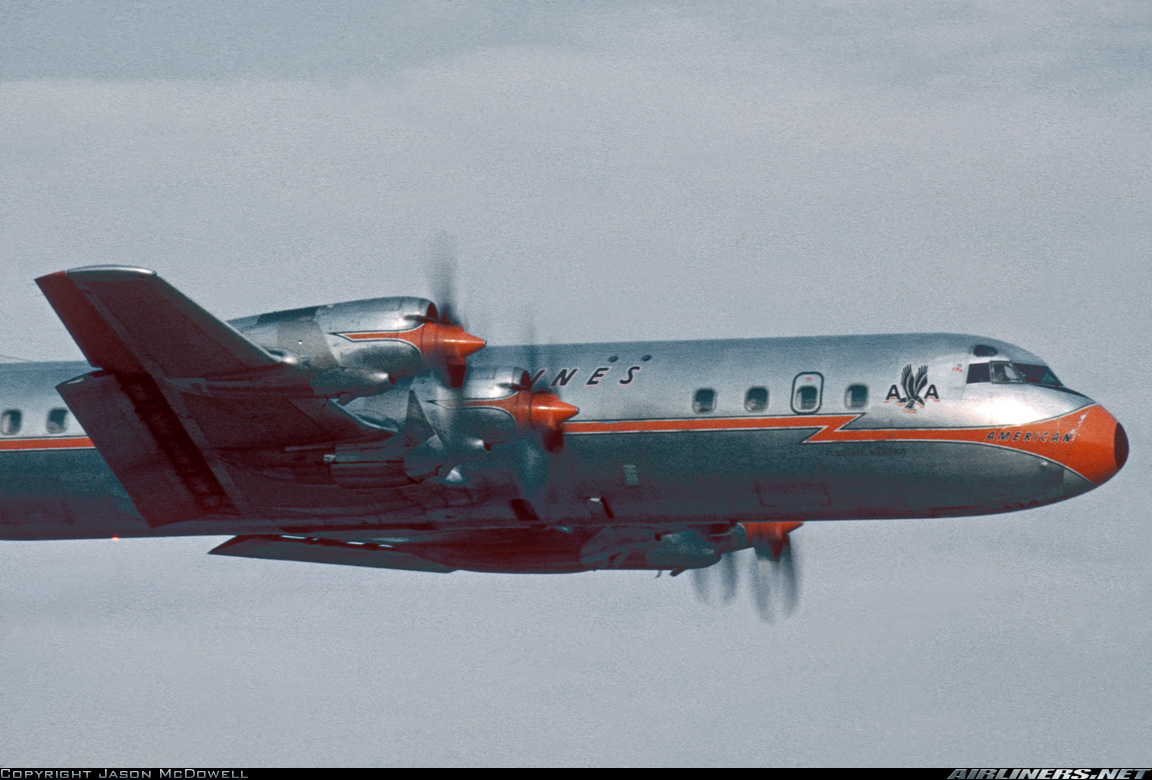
[1,0,1150,767]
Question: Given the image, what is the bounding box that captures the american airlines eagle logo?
[885,363,940,412]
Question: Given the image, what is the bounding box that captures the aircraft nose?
[1068,404,1127,487]
[1114,420,1129,472]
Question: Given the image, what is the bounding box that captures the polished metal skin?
[0,268,1127,575]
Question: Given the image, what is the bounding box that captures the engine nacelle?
[227,296,485,402]
[329,368,579,489]
[403,368,578,483]
[427,367,578,445]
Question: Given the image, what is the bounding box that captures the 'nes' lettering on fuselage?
[527,366,643,388]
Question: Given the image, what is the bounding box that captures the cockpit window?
[1015,363,1063,387]
[972,344,999,357]
[966,363,990,384]
[969,359,1082,395]
[989,362,1025,383]
[967,361,1025,384]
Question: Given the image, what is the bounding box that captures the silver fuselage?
[0,333,1125,541]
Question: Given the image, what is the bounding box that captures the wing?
[38,267,391,526]
[37,266,275,378]
[209,526,724,574]
[37,267,372,445]
[210,535,457,573]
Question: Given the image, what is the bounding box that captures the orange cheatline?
[564,405,1126,487]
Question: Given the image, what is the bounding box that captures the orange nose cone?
[1064,405,1127,486]
[426,320,488,364]
[530,394,580,431]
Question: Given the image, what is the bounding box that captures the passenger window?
[693,388,716,414]
[845,384,868,409]
[791,373,823,413]
[744,387,768,413]
[46,408,69,434]
[1,409,21,435]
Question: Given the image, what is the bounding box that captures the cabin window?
[693,388,716,414]
[744,387,768,413]
[791,373,823,413]
[46,408,69,434]
[1,409,21,435]
[845,384,868,409]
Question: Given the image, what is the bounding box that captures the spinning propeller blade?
[425,231,485,388]
[689,522,802,621]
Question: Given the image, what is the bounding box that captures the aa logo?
[885,363,940,412]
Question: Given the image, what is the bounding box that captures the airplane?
[0,266,1128,613]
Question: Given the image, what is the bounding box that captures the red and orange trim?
[564,405,1121,485]
[0,436,94,451]
[459,392,580,433]
[0,407,1122,487]
[335,323,485,362]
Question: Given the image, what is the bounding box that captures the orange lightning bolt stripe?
[563,405,1118,485]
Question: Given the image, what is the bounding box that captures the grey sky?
[1,1,1150,766]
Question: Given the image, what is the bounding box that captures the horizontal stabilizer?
[37,266,276,378]
[209,535,457,573]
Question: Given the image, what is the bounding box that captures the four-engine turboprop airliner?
[0,267,1128,586]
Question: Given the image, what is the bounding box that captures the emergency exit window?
[791,373,823,413]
